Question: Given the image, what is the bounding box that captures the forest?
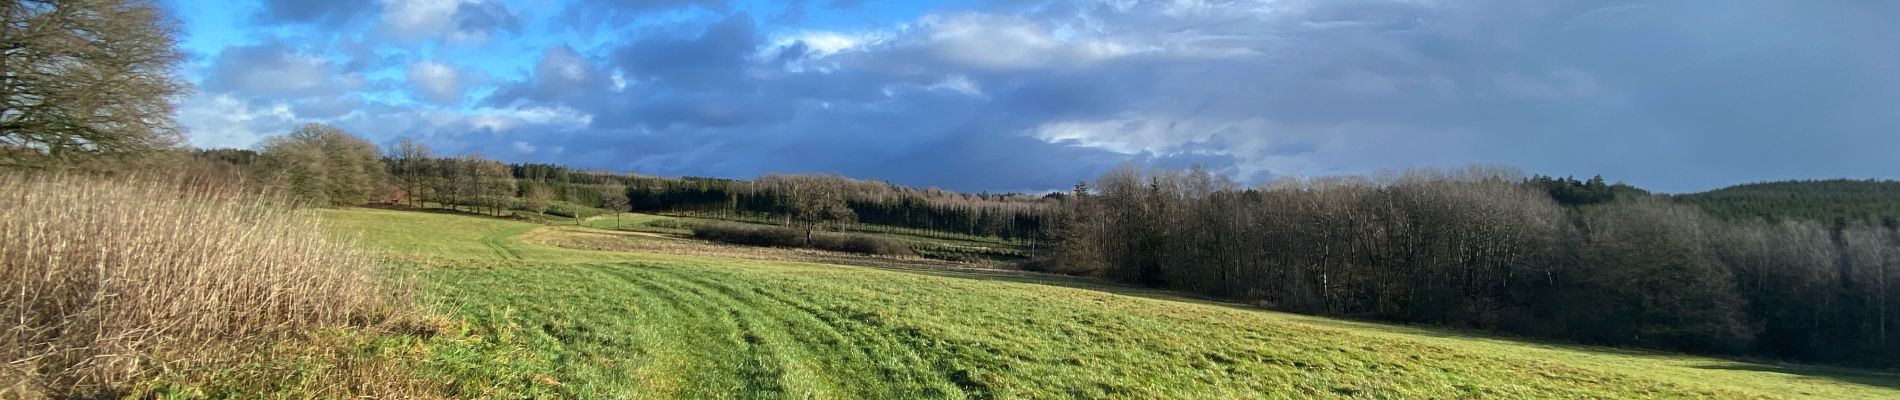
[195,128,1054,243]
[1037,165,1900,367]
[1677,179,1900,226]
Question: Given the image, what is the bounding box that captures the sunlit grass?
[319,208,1900,399]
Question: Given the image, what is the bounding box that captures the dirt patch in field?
[518,226,1011,272]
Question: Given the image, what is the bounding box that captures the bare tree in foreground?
[0,0,187,168]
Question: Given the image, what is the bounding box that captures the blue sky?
[163,0,1900,193]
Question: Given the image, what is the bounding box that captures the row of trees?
[385,138,516,216]
[1043,165,1900,366]
[1678,179,1900,227]
[505,163,1053,241]
[225,139,1052,241]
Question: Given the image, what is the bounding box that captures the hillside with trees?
[167,126,1900,370]
[181,127,1900,369]
[4,1,1899,396]
[1036,165,1900,367]
[1677,179,1900,226]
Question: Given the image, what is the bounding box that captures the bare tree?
[474,158,514,216]
[523,183,553,217]
[1844,224,1900,349]
[0,0,188,168]
[390,137,431,206]
[600,185,629,225]
[786,180,856,245]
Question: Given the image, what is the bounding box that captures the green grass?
[313,208,1900,399]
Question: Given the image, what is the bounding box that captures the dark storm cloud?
[611,13,759,90]
[211,0,1900,192]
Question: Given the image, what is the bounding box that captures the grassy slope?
[320,208,1900,399]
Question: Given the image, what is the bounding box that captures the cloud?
[511,141,537,154]
[407,61,469,105]
[453,0,522,39]
[908,13,1137,71]
[611,13,760,90]
[181,0,1900,193]
[383,0,521,42]
[178,93,298,149]
[255,0,375,26]
[200,41,362,99]
[487,45,609,106]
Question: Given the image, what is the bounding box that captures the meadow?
[275,207,1900,399]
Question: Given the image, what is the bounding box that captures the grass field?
[304,208,1900,399]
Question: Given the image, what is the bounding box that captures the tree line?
[1677,179,1900,227]
[1040,164,1900,367]
[191,126,1051,244]
[506,163,1053,241]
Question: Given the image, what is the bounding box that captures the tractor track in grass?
[478,225,535,260]
[587,263,996,399]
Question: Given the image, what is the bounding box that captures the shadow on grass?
[1694,363,1900,391]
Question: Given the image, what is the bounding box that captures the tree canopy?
[0,0,186,168]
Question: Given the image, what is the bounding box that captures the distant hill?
[1675,179,1900,225]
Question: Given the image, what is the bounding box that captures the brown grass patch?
[521,226,1004,272]
[0,172,424,398]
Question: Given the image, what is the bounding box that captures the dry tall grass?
[0,172,407,398]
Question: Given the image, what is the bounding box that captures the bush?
[0,172,407,398]
[546,204,580,218]
[811,234,918,257]
[694,223,805,247]
[694,223,916,257]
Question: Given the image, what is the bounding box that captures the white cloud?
[407,61,465,104]
[460,106,594,133]
[916,13,1138,71]
[774,30,888,57]
[382,0,460,40]
[1030,113,1483,181]
[925,74,982,96]
[1032,114,1249,155]
[381,0,518,42]
[177,94,298,149]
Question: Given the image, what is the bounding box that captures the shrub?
[694,223,916,257]
[812,234,918,257]
[694,223,805,247]
[0,172,406,398]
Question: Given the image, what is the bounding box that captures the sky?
[162,0,1900,193]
